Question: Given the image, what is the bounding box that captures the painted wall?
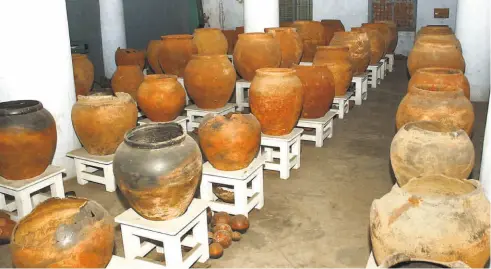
[202,0,244,29]
[312,0,369,30]
[416,0,458,32]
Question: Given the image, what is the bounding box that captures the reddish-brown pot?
[362,23,391,53]
[137,75,186,122]
[0,211,15,242]
[352,27,385,64]
[193,28,228,55]
[233,33,281,81]
[293,64,335,118]
[320,19,345,44]
[111,65,144,101]
[313,46,353,96]
[292,20,326,62]
[72,54,94,97]
[408,67,470,99]
[146,40,163,74]
[265,27,303,68]
[199,113,261,171]
[159,34,197,77]
[184,55,236,109]
[374,20,398,53]
[222,29,238,54]
[249,68,303,135]
[115,48,145,70]
[330,31,370,75]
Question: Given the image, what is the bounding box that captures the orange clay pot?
[291,20,326,62]
[146,40,163,74]
[330,31,370,75]
[374,20,398,53]
[352,27,385,64]
[111,65,144,101]
[362,23,391,53]
[222,29,238,54]
[159,34,197,77]
[313,46,353,96]
[321,19,345,44]
[193,28,228,55]
[115,48,145,70]
[72,54,94,97]
[408,67,470,99]
[265,27,303,68]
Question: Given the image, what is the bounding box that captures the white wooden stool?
[227,54,233,64]
[200,157,265,217]
[235,79,251,112]
[115,199,209,269]
[386,53,395,72]
[350,72,369,105]
[260,128,303,180]
[366,252,377,268]
[67,148,116,192]
[379,57,387,79]
[367,62,383,88]
[331,91,354,119]
[177,77,191,105]
[0,166,65,221]
[299,62,313,66]
[296,111,336,147]
[185,103,236,132]
[138,116,188,133]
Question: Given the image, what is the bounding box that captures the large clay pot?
[11,197,115,268]
[417,25,453,38]
[408,67,470,99]
[193,28,228,55]
[265,27,303,68]
[111,65,144,101]
[72,54,94,97]
[159,34,197,77]
[137,75,186,122]
[0,100,56,180]
[352,27,385,64]
[291,20,326,62]
[222,29,237,54]
[313,46,353,96]
[362,23,391,53]
[72,93,138,155]
[199,113,261,171]
[374,20,398,53]
[249,68,303,135]
[114,123,202,221]
[396,84,474,135]
[379,253,471,268]
[320,19,345,44]
[115,48,145,70]
[370,175,490,268]
[146,40,163,74]
[233,33,281,81]
[330,31,370,74]
[184,55,236,109]
[293,64,335,118]
[390,121,474,187]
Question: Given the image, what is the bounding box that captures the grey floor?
[0,59,487,268]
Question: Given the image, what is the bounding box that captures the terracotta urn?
[313,46,353,96]
[370,175,490,268]
[198,113,261,171]
[111,65,144,101]
[114,123,202,220]
[379,253,471,268]
[0,211,15,242]
[146,40,163,74]
[0,100,56,180]
[184,55,236,109]
[408,67,470,99]
[222,29,238,54]
[374,20,398,53]
[265,27,303,68]
[320,19,345,44]
[193,28,228,55]
[293,64,335,118]
[72,92,138,155]
[249,68,303,135]
[396,84,474,135]
[291,20,326,62]
[390,121,474,187]
[352,27,385,64]
[233,33,281,81]
[137,75,186,122]
[159,34,197,77]
[11,197,115,268]
[362,23,391,53]
[330,31,371,74]
[72,54,94,97]
[115,48,145,70]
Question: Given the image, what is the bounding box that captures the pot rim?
[124,122,186,149]
[415,67,463,76]
[379,253,471,268]
[76,92,135,106]
[143,74,178,81]
[400,175,480,201]
[161,34,193,40]
[410,83,465,95]
[237,32,273,39]
[116,48,140,53]
[194,28,222,33]
[255,68,296,77]
[264,27,297,33]
[293,20,321,25]
[401,120,465,136]
[0,100,43,116]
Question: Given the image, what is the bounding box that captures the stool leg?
[236,85,244,112]
[315,125,323,148]
[75,159,88,186]
[279,144,290,180]
[363,79,368,100]
[180,121,188,134]
[163,236,183,267]
[235,181,248,217]
[15,191,32,218]
[326,120,334,139]
[292,139,301,169]
[0,193,6,210]
[338,101,345,119]
[355,81,362,105]
[104,165,117,192]
[50,175,65,198]
[194,211,210,262]
[121,225,141,260]
[253,169,264,209]
[371,70,377,88]
[200,175,215,202]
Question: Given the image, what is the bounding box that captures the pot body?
[408,67,470,99]
[313,46,353,96]
[72,93,138,155]
[115,48,145,70]
[375,20,398,53]
[265,27,303,68]
[292,20,326,62]
[193,28,228,55]
[352,27,385,64]
[72,54,94,97]
[146,40,163,74]
[111,65,144,101]
[321,19,345,44]
[249,68,303,135]
[222,29,238,55]
[159,35,197,77]
[184,55,237,109]
[330,31,370,74]
[0,100,57,180]
[362,23,391,53]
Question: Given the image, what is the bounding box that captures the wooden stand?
[185,103,236,132]
[350,72,369,105]
[297,111,336,147]
[67,148,116,192]
[235,79,251,112]
[332,91,354,119]
[138,116,188,133]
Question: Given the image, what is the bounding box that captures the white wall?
[416,0,458,32]
[312,0,368,30]
[202,0,244,29]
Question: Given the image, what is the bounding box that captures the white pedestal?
[138,116,189,133]
[200,157,265,217]
[367,63,382,88]
[379,58,388,79]
[115,199,209,269]
[350,72,369,105]
[332,91,354,119]
[0,166,65,221]
[386,54,394,72]
[185,103,236,132]
[297,111,336,147]
[299,62,313,66]
[67,148,116,192]
[227,54,233,64]
[235,79,251,112]
[177,77,191,105]
[366,252,377,268]
[260,128,303,180]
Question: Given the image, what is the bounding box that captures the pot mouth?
[403,120,462,134]
[238,32,273,39]
[77,92,135,106]
[265,27,297,33]
[144,74,177,81]
[194,28,221,33]
[161,34,193,40]
[402,175,477,198]
[190,54,230,61]
[416,67,462,76]
[124,122,185,149]
[117,48,140,53]
[411,84,464,94]
[72,53,88,59]
[0,100,43,116]
[256,68,295,77]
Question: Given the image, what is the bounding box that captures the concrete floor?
[0,59,488,267]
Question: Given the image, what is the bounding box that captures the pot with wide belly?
[111,65,144,101]
[291,20,326,62]
[115,48,145,70]
[329,31,370,75]
[159,34,197,77]
[193,28,228,55]
[313,46,353,96]
[72,54,94,97]
[320,19,345,44]
[146,40,163,74]
[408,67,470,99]
[222,29,238,54]
[265,27,303,68]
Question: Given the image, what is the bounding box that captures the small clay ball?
[212,212,231,227]
[213,230,232,248]
[213,223,232,233]
[209,242,224,259]
[230,214,249,233]
[232,231,241,241]
[207,207,212,224]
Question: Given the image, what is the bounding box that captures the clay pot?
[362,23,391,53]
[233,33,281,81]
[390,121,474,187]
[114,123,202,220]
[249,68,303,136]
[370,175,490,268]
[111,65,144,101]
[72,93,138,155]
[146,40,163,74]
[213,223,233,233]
[320,19,345,44]
[184,55,236,109]
[0,211,15,242]
[396,84,474,135]
[352,27,385,64]
[291,20,326,62]
[230,215,249,233]
[408,67,470,99]
[374,20,398,53]
[415,31,462,52]
[379,253,471,268]
[115,48,145,70]
[159,34,197,77]
[293,64,335,118]
[137,75,186,122]
[265,27,303,68]
[72,54,94,97]
[222,29,238,54]
[212,212,231,226]
[209,243,224,259]
[213,230,232,248]
[199,113,261,170]
[11,197,115,268]
[313,46,353,96]
[0,100,56,180]
[193,28,228,55]
[330,31,371,74]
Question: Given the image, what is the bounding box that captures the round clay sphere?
[230,215,250,233]
[213,230,232,248]
[232,231,242,241]
[213,223,233,233]
[209,242,224,259]
[212,212,231,226]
